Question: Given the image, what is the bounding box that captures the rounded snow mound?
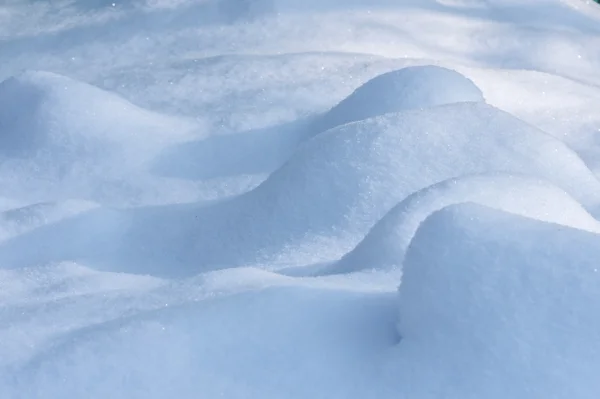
[214,102,600,265]
[4,103,599,276]
[315,65,485,133]
[5,279,394,399]
[326,174,600,275]
[396,203,600,397]
[0,70,193,167]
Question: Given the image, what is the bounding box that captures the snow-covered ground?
[1,0,600,398]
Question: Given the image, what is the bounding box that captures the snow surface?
[2,0,600,398]
[313,65,485,133]
[328,173,600,275]
[394,203,600,398]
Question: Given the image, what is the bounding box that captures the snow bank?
[0,70,198,204]
[328,173,600,274]
[2,102,598,275]
[4,283,397,399]
[0,70,192,166]
[394,203,600,398]
[226,102,600,264]
[314,65,485,133]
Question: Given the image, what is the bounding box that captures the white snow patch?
[314,65,485,133]
[3,284,398,399]
[393,203,600,398]
[329,173,600,274]
[0,70,194,164]
[229,102,600,265]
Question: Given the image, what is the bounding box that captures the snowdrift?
[5,282,397,399]
[0,71,198,204]
[0,70,192,167]
[2,0,600,398]
[7,204,600,399]
[225,102,600,264]
[3,102,599,274]
[328,173,600,274]
[313,65,485,134]
[394,203,600,398]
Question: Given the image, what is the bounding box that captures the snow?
[234,102,600,265]
[313,65,485,133]
[5,102,597,274]
[1,0,600,398]
[329,173,600,275]
[4,282,398,399]
[0,70,200,205]
[394,203,600,398]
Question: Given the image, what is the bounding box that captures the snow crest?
[328,173,600,274]
[314,65,485,133]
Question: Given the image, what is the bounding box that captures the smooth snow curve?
[0,71,199,205]
[313,65,485,133]
[4,281,397,399]
[226,102,600,265]
[395,203,600,399]
[2,1,600,398]
[4,102,595,274]
[0,70,193,165]
[327,173,600,274]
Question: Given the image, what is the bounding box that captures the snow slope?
[2,0,600,398]
[231,101,600,265]
[328,173,600,274]
[393,203,600,399]
[0,70,202,205]
[0,70,193,160]
[4,281,398,399]
[313,65,485,134]
[4,100,599,275]
[4,204,600,399]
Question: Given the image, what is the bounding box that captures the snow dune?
[1,0,600,398]
[328,173,600,275]
[5,282,397,399]
[394,203,600,398]
[0,71,193,162]
[236,101,600,264]
[5,204,600,399]
[4,91,600,274]
[0,70,200,205]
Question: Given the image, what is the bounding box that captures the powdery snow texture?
[395,203,600,399]
[329,173,600,274]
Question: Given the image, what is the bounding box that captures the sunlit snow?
[1,0,600,398]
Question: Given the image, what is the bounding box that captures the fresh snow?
[395,203,600,399]
[1,0,600,398]
[313,65,485,134]
[329,173,600,275]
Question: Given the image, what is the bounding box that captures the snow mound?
[0,70,193,168]
[217,0,276,22]
[3,102,599,275]
[0,70,198,204]
[314,65,485,133]
[395,203,600,398]
[220,102,600,265]
[327,173,600,274]
[5,284,397,399]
